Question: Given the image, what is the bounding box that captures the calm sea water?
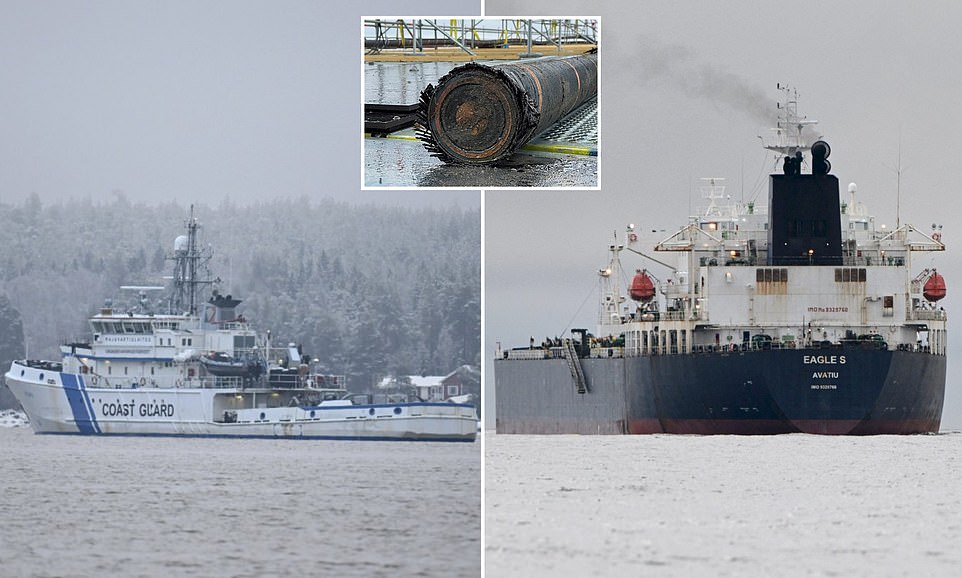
[486,432,962,577]
[0,427,480,577]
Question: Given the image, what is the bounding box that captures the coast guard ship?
[6,210,477,441]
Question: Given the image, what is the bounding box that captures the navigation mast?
[763,84,820,159]
[168,205,214,315]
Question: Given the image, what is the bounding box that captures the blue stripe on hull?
[60,373,98,434]
[77,375,101,433]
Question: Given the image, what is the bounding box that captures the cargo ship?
[494,90,947,435]
[5,210,477,441]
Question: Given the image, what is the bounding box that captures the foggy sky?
[0,0,480,208]
[485,0,962,429]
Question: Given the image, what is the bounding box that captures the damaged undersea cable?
[416,50,598,165]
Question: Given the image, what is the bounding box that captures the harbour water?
[0,426,480,577]
[486,432,962,577]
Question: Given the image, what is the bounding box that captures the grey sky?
[0,0,480,207]
[485,0,962,429]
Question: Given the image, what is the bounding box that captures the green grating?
[534,98,598,146]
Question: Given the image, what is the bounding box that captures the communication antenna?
[885,130,905,230]
[897,132,902,229]
[764,84,820,159]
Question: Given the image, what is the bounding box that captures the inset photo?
[362,17,599,189]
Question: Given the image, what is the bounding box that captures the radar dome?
[174,235,188,253]
[848,183,857,193]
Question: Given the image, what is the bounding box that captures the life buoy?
[932,232,942,241]
[91,375,99,385]
[139,377,146,386]
[628,232,638,242]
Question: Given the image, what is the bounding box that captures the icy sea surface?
[0,427,480,577]
[486,432,962,577]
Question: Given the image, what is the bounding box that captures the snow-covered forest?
[0,194,480,393]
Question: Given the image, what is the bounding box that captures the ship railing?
[180,376,245,389]
[217,321,252,330]
[625,310,701,323]
[88,375,244,390]
[589,347,624,358]
[502,348,564,360]
[61,338,93,349]
[659,310,688,321]
[18,359,65,371]
[307,374,347,389]
[908,310,947,321]
[841,254,908,267]
[894,343,937,353]
[689,341,798,354]
[147,375,349,390]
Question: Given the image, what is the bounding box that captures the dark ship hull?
[495,94,947,436]
[495,348,946,435]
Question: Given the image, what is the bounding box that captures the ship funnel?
[768,140,843,265]
[812,140,831,175]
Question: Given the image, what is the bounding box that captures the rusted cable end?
[415,84,445,159]
[417,63,539,165]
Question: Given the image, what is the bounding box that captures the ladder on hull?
[562,338,588,394]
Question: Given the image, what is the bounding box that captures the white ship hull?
[6,363,477,442]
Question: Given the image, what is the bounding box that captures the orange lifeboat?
[924,271,946,302]
[629,269,656,302]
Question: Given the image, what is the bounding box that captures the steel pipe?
[416,50,598,165]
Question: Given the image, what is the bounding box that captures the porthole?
[368,408,375,416]
[393,407,402,415]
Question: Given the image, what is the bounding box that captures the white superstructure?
[591,96,946,362]
[596,194,946,359]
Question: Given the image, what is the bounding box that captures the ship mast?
[168,205,214,316]
[598,233,625,327]
[763,84,820,160]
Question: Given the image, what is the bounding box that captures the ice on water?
[0,409,28,428]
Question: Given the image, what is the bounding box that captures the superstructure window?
[755,268,789,295]
[835,268,866,283]
[234,335,255,349]
[756,268,788,283]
